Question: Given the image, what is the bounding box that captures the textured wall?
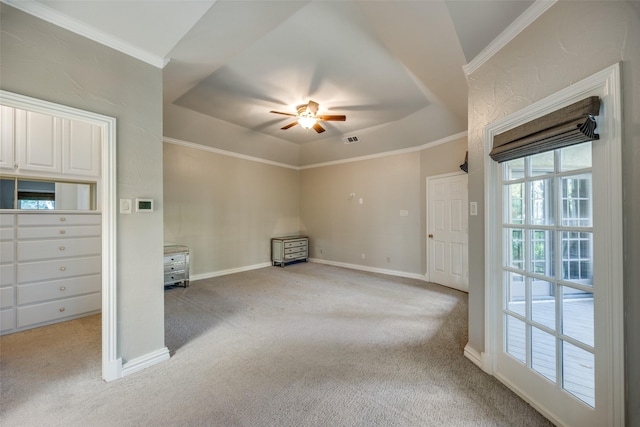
[466,1,639,423]
[300,139,466,278]
[0,5,166,363]
[163,142,300,275]
[300,152,422,275]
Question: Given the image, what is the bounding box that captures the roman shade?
[490,96,600,163]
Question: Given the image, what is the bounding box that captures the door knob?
[428,234,434,238]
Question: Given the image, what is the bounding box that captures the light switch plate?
[470,202,478,216]
[120,199,132,214]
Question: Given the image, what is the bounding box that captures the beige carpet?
[0,263,552,426]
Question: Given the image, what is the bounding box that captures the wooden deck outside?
[506,297,595,407]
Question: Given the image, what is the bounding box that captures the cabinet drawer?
[164,253,185,264]
[0,214,15,227]
[17,256,101,283]
[18,225,101,240]
[0,308,15,332]
[17,237,101,262]
[0,286,14,309]
[284,246,307,255]
[284,240,307,249]
[17,214,100,227]
[284,251,307,260]
[164,262,185,274]
[164,271,187,283]
[0,264,15,286]
[0,227,14,241]
[18,274,101,305]
[0,241,14,263]
[17,292,101,328]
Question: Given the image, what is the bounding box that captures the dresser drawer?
[18,225,101,240]
[284,250,307,260]
[0,286,14,309]
[18,275,101,305]
[284,240,307,249]
[17,292,101,328]
[0,308,15,332]
[17,237,101,262]
[17,214,100,227]
[164,262,185,274]
[164,253,186,265]
[284,246,307,255]
[164,271,187,284]
[17,256,101,283]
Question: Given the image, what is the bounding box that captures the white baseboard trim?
[464,343,494,375]
[308,258,425,281]
[191,262,272,282]
[464,343,484,369]
[121,347,170,378]
[102,357,122,382]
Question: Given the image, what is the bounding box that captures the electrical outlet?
[361,253,366,259]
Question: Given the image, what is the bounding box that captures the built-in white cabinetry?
[0,106,101,178]
[0,106,15,170]
[0,212,101,335]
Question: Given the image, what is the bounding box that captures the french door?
[488,65,623,426]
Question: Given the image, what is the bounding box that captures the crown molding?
[2,0,168,68]
[164,131,467,171]
[463,0,557,76]
[163,137,300,170]
[299,131,467,170]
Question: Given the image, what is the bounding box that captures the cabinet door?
[0,106,15,171]
[62,119,101,177]
[15,109,62,174]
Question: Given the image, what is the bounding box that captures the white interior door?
[427,173,468,292]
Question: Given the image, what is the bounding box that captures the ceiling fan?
[270,100,346,133]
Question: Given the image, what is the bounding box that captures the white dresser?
[271,236,308,267]
[164,245,189,287]
[0,212,101,335]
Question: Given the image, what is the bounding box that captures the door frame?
[0,90,120,381]
[425,171,468,289]
[482,63,624,425]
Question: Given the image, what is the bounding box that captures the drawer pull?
[60,229,66,235]
[59,307,65,312]
[60,266,66,271]
[59,246,66,251]
[60,286,66,291]
[60,217,66,222]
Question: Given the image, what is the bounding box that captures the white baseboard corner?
[464,343,485,370]
[102,357,122,382]
[121,347,170,378]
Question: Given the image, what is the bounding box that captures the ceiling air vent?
[342,135,361,144]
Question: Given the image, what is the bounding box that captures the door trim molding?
[0,90,120,381]
[482,63,624,425]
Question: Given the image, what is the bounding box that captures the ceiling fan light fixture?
[298,115,316,130]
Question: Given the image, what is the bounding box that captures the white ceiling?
[8,0,535,146]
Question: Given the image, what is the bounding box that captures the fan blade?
[270,110,298,117]
[281,121,298,130]
[313,122,325,133]
[307,100,319,114]
[317,115,346,122]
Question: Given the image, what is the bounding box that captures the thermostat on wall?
[135,198,154,212]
